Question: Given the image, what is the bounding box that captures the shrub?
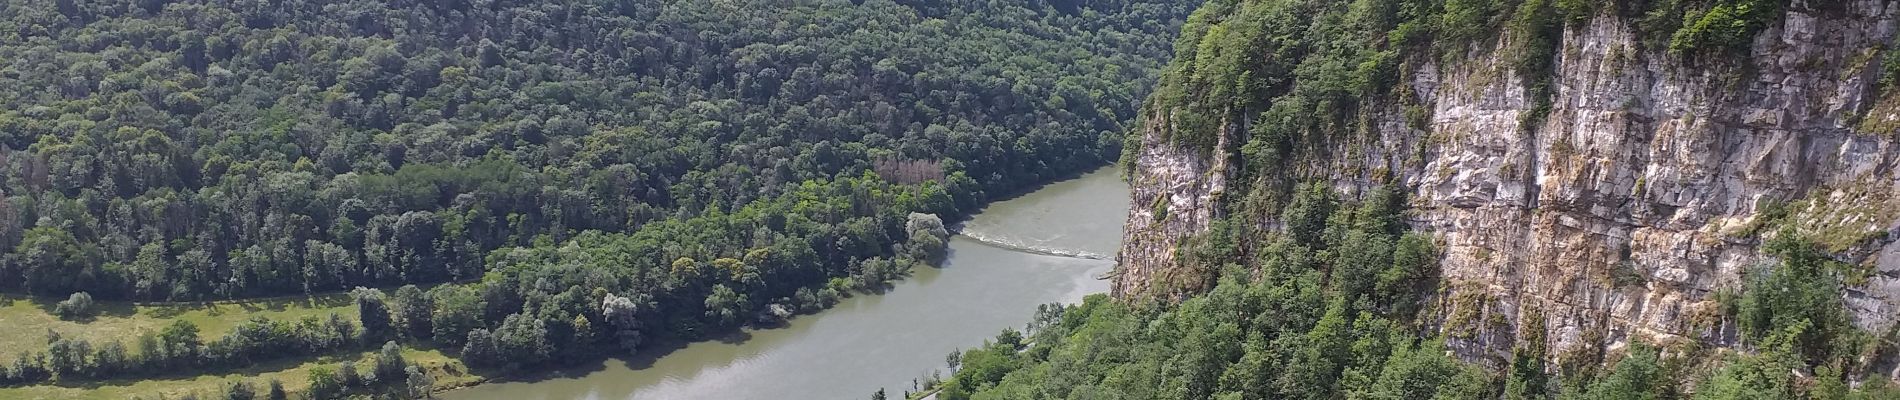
[53,292,95,320]
[1737,230,1853,363]
[1667,0,1780,57]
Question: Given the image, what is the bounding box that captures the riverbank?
[441,236,1114,399]
[0,167,1127,400]
[0,236,1036,400]
[441,168,1129,400]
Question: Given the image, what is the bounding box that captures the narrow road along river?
[443,167,1129,400]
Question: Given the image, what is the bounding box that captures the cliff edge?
[1116,0,1900,366]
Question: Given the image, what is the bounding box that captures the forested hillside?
[0,0,1196,396]
[941,0,1900,399]
[0,0,1185,300]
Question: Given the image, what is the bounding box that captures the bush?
[53,292,95,320]
[1738,230,1853,363]
[905,213,949,240]
[1667,0,1780,57]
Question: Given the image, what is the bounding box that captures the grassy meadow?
[0,293,483,399]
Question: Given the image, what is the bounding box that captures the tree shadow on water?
[711,329,754,345]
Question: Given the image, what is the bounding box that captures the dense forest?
[0,0,1198,395]
[0,0,1189,300]
[937,188,1899,399]
[930,0,1900,399]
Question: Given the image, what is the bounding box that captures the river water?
[442,167,1130,400]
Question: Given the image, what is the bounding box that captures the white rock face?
[1117,1,1900,364]
[1113,108,1232,301]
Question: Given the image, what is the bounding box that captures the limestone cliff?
[1115,0,1900,367]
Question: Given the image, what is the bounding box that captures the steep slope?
[1117,0,1900,366]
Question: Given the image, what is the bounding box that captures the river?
[443,167,1129,400]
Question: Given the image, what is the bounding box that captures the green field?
[0,293,357,354]
[0,347,479,400]
[0,293,483,399]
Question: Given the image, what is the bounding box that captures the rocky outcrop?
[1112,111,1234,299]
[1116,1,1900,365]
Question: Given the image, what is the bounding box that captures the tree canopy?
[0,0,1193,301]
[0,0,1200,392]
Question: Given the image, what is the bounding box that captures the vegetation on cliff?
[1137,0,1784,211]
[937,186,1469,400]
[943,186,1899,399]
[1000,0,1900,399]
